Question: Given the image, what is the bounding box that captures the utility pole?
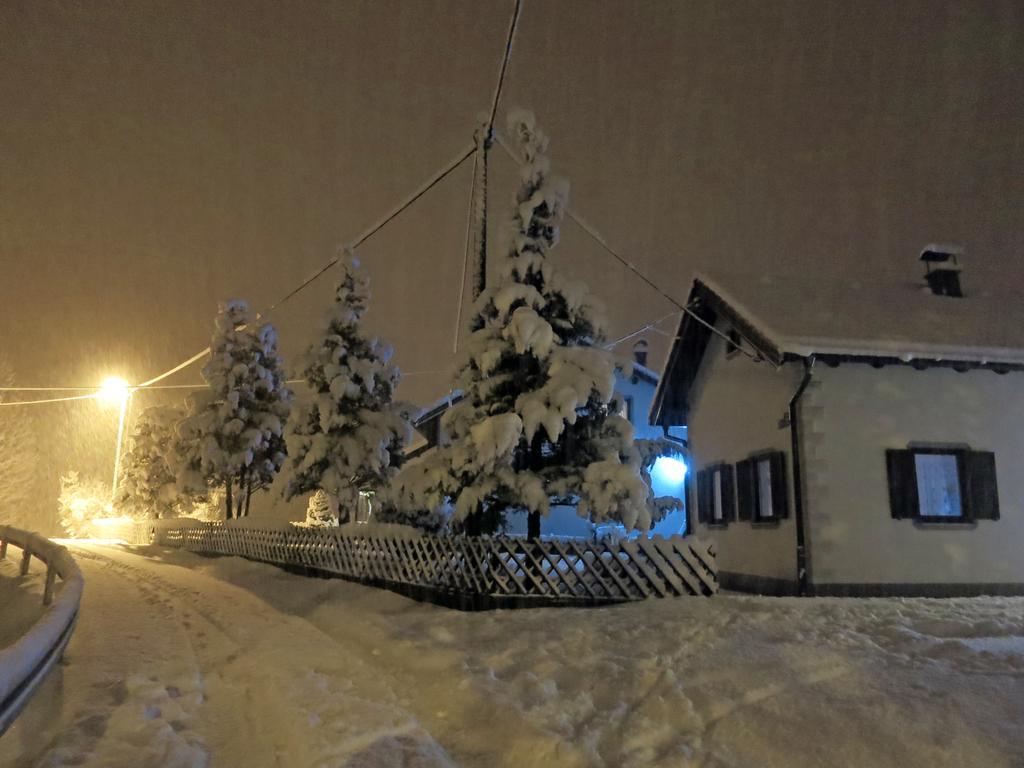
[470,119,492,300]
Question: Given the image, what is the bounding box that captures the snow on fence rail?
[0,526,83,736]
[131,521,717,608]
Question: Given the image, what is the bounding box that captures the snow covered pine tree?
[303,488,338,527]
[284,252,410,522]
[115,404,186,519]
[391,110,666,538]
[177,300,292,519]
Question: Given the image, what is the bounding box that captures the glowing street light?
[97,376,130,407]
[96,377,132,500]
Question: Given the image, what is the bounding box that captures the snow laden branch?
[174,300,292,519]
[389,110,665,536]
[284,252,412,525]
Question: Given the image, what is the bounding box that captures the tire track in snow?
[4,544,454,768]
[1,545,210,768]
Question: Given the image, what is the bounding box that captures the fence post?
[19,547,31,576]
[43,564,58,605]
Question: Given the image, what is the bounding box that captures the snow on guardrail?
[0,526,84,736]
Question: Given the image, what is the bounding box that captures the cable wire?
[604,311,681,349]
[0,393,100,407]
[134,142,476,390]
[493,133,763,362]
[487,0,523,133]
[453,153,479,353]
[0,386,102,392]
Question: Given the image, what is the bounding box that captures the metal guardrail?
[0,526,84,736]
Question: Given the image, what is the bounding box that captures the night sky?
[2,0,1022,527]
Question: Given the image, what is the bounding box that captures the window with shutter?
[694,465,736,527]
[748,451,787,522]
[885,447,997,523]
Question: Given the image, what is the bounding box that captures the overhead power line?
[487,0,523,132]
[349,144,476,252]
[453,152,479,354]
[604,311,681,350]
[0,393,99,405]
[493,134,764,363]
[135,142,476,391]
[0,386,102,392]
[137,348,211,388]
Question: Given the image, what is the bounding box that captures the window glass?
[757,458,773,518]
[914,453,962,517]
[617,396,632,421]
[713,470,723,521]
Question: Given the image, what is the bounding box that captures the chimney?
[920,245,964,298]
[632,339,649,367]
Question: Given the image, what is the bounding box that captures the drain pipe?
[789,355,815,597]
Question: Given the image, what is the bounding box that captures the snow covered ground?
[2,544,1022,768]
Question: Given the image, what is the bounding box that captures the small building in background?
[650,258,1024,597]
[407,341,688,540]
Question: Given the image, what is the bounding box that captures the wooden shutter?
[736,458,755,521]
[720,464,736,521]
[966,451,1000,520]
[886,449,919,519]
[769,451,789,519]
[695,470,709,524]
[684,467,695,533]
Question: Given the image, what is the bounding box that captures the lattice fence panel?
[137,522,717,605]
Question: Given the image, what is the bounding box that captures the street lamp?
[97,377,131,500]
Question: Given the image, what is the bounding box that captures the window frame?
[887,446,979,524]
[737,451,788,524]
[910,447,970,523]
[696,463,735,528]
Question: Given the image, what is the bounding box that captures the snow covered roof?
[651,270,1024,427]
[696,270,1024,366]
[413,389,463,426]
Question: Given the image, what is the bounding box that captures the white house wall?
[805,364,1024,588]
[687,328,804,587]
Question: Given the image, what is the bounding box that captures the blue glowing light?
[651,455,688,486]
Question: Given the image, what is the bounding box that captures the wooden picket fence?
[132,522,717,609]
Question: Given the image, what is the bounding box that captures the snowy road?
[2,544,1023,768]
